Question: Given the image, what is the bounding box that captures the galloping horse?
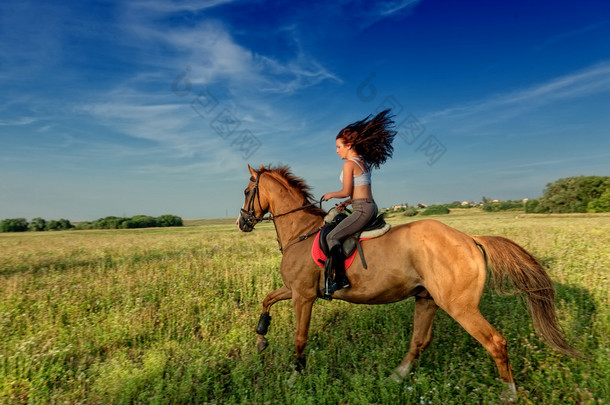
[237,165,578,398]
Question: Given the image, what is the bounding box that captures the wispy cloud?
[308,0,422,32]
[81,101,185,141]
[0,117,39,126]
[130,0,235,13]
[377,0,422,17]
[496,152,610,172]
[71,1,344,172]
[122,4,340,95]
[423,61,610,131]
[535,20,610,51]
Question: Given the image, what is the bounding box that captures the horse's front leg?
[292,292,316,371]
[256,285,292,353]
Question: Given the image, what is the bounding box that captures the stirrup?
[322,273,349,299]
[322,277,335,300]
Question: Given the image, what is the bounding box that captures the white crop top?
[339,157,371,186]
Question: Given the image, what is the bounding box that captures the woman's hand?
[322,193,333,202]
[336,199,351,212]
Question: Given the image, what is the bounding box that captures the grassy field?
[0,212,608,404]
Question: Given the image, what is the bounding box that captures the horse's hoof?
[286,370,298,388]
[256,335,268,353]
[501,383,517,403]
[256,340,268,353]
[388,372,403,383]
[294,355,306,372]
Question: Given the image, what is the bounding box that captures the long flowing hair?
[336,109,396,169]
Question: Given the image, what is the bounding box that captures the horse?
[237,164,579,399]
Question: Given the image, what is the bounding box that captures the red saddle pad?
[311,231,365,270]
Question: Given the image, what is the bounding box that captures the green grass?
[0,213,608,404]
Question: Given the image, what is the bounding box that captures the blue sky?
[1,0,610,221]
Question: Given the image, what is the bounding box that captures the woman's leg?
[324,199,377,294]
[326,199,377,250]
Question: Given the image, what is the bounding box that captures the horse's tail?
[471,235,580,358]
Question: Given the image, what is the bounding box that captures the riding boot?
[323,245,349,298]
[330,245,350,290]
[323,253,336,299]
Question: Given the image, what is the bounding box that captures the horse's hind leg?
[256,285,292,353]
[391,295,439,381]
[446,305,517,400]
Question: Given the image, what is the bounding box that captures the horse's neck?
[273,211,323,248]
[264,175,324,248]
[269,197,323,246]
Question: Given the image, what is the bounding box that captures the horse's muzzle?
[237,210,255,232]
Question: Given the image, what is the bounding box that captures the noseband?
[240,174,267,228]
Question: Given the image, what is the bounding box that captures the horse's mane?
[258,165,327,217]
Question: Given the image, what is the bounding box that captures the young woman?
[322,109,396,294]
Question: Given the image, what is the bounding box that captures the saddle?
[314,207,391,269]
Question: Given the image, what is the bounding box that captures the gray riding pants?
[326,198,378,251]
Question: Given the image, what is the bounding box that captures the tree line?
[0,215,183,232]
[526,176,610,213]
[2,176,607,231]
[390,176,610,217]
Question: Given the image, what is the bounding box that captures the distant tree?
[46,220,60,231]
[483,202,500,212]
[74,221,94,230]
[84,214,183,230]
[403,207,419,217]
[0,218,29,232]
[57,219,74,230]
[481,200,522,212]
[156,214,183,227]
[525,199,541,213]
[587,188,610,213]
[28,217,46,231]
[94,216,128,229]
[420,205,450,216]
[121,215,157,229]
[537,176,610,213]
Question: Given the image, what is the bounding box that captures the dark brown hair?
[336,109,396,169]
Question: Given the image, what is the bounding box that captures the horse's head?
[237,165,270,232]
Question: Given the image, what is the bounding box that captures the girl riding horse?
[322,109,396,295]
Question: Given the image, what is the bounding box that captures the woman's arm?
[323,161,355,201]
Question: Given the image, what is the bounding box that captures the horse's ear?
[248,164,257,177]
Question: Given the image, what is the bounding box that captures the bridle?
[239,172,324,251]
[239,173,266,229]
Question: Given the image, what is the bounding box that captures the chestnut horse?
[237,165,578,398]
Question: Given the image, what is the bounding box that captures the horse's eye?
[244,189,249,196]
